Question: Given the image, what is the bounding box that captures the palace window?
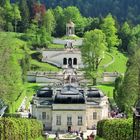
[93,112,97,120]
[63,58,67,65]
[67,116,72,125]
[78,116,83,125]
[56,115,61,125]
[42,112,46,120]
[68,58,72,67]
[73,58,77,65]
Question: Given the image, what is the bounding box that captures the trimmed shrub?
[0,118,43,140]
[97,119,132,140]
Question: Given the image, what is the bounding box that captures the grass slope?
[99,52,113,67]
[103,48,128,73]
[30,59,59,71]
[96,83,114,97]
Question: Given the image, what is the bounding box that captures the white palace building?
[31,69,109,132]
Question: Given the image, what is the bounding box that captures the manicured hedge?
[97,119,133,140]
[0,118,43,140]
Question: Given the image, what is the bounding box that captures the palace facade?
[31,82,109,132]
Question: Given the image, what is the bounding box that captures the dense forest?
[38,0,140,24]
[9,0,140,25]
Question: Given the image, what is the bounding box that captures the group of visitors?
[110,110,127,118]
[53,129,96,140]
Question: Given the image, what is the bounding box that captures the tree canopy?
[0,34,22,103]
[101,14,120,51]
[43,0,140,25]
[114,48,140,115]
[82,29,107,85]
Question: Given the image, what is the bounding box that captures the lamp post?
[133,99,140,140]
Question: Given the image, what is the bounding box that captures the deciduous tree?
[101,13,120,51]
[82,29,107,85]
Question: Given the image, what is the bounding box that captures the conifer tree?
[12,3,21,32]
[19,0,30,32]
[4,0,13,31]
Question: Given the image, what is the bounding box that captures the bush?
[97,119,133,140]
[0,118,43,140]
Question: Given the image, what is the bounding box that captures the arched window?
[63,58,67,65]
[68,58,72,67]
[73,58,77,65]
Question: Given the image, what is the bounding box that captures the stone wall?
[42,50,84,69]
[53,38,83,46]
[103,72,120,82]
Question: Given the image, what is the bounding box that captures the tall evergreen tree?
[11,3,21,32]
[119,22,131,52]
[42,9,56,35]
[128,24,140,53]
[114,48,140,115]
[53,6,65,36]
[27,0,37,18]
[4,0,14,31]
[0,0,5,7]
[0,7,5,30]
[19,0,30,32]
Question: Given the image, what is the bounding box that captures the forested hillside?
[42,0,140,24]
[9,0,140,25]
[0,32,29,108]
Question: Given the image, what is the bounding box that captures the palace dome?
[37,87,53,98]
[54,85,85,103]
[87,89,104,98]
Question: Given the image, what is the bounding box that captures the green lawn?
[104,48,128,73]
[99,52,113,67]
[24,83,40,109]
[9,83,40,112]
[49,43,64,49]
[95,48,128,78]
[96,83,114,97]
[28,46,60,72]
[96,83,116,109]
[30,59,60,72]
